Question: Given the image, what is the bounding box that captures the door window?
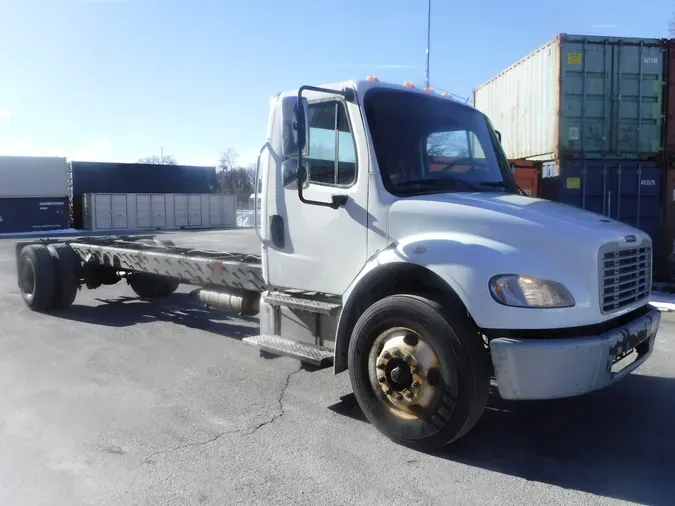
[307,101,357,186]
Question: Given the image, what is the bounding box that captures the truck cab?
[251,78,660,449]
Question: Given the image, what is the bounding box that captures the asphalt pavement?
[0,228,674,506]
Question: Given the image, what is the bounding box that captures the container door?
[554,160,607,216]
[613,43,665,156]
[94,194,112,230]
[174,195,188,227]
[209,195,223,226]
[110,194,128,229]
[151,195,167,228]
[560,35,665,158]
[200,194,210,227]
[609,162,661,251]
[560,38,613,156]
[188,195,201,226]
[136,195,152,229]
[222,195,236,227]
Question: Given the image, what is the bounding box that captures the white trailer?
[15,79,661,450]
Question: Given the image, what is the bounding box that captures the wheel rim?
[20,258,35,300]
[367,327,442,420]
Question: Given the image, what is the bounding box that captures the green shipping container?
[473,33,666,161]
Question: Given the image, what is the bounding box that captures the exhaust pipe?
[198,289,260,316]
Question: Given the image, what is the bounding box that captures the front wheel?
[348,294,490,450]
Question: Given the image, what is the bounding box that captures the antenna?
[424,0,431,89]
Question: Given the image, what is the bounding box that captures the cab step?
[263,291,342,316]
[243,335,334,367]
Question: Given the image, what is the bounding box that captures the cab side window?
[307,101,357,186]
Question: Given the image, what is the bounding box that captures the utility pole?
[425,0,431,89]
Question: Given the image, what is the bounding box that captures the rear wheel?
[128,273,178,298]
[48,243,80,309]
[18,245,56,311]
[127,238,180,298]
[348,294,489,450]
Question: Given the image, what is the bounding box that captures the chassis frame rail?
[15,236,266,292]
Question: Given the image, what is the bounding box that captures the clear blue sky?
[0,0,672,167]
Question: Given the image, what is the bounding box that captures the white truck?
[15,79,661,450]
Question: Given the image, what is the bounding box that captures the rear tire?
[48,244,80,309]
[348,294,489,450]
[18,245,56,311]
[129,274,178,298]
[128,238,180,298]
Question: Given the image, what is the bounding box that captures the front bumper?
[489,307,661,400]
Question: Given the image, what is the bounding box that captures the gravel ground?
[0,228,673,506]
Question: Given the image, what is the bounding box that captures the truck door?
[265,94,369,295]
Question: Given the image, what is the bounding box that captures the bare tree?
[217,148,255,205]
[218,148,239,172]
[138,154,177,165]
[426,131,468,157]
[670,13,675,36]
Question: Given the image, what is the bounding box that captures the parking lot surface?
[1,229,674,506]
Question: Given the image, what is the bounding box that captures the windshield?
[363,89,516,196]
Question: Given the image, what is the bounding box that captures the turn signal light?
[366,75,379,82]
[442,92,452,98]
[403,81,415,88]
[424,87,434,93]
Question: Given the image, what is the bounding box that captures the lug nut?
[411,381,421,389]
[382,351,391,360]
[404,355,414,364]
[384,388,393,396]
[378,376,386,383]
[393,349,402,357]
[376,362,385,370]
[405,392,414,399]
[395,394,404,401]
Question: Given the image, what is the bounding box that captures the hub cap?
[368,327,442,420]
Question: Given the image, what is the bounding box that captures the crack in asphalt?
[245,364,302,436]
[142,365,302,464]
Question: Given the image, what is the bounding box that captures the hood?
[387,192,650,253]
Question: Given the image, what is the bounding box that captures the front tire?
[348,294,489,450]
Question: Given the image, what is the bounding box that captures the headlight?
[489,274,575,308]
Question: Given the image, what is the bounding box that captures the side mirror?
[281,96,310,158]
[495,130,502,143]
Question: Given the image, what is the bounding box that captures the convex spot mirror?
[281,95,310,159]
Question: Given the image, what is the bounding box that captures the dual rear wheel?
[19,244,80,311]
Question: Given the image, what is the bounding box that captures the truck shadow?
[51,292,258,341]
[328,374,675,505]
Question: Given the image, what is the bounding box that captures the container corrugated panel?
[0,156,69,198]
[662,170,675,278]
[665,39,675,157]
[80,193,236,231]
[0,197,68,233]
[474,33,666,161]
[70,162,217,196]
[174,195,189,227]
[540,159,662,257]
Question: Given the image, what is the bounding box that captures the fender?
[333,236,473,375]
[333,232,596,374]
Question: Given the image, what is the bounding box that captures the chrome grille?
[600,245,651,314]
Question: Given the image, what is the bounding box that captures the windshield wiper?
[479,181,511,190]
[397,177,483,192]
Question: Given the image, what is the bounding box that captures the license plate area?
[608,316,655,374]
